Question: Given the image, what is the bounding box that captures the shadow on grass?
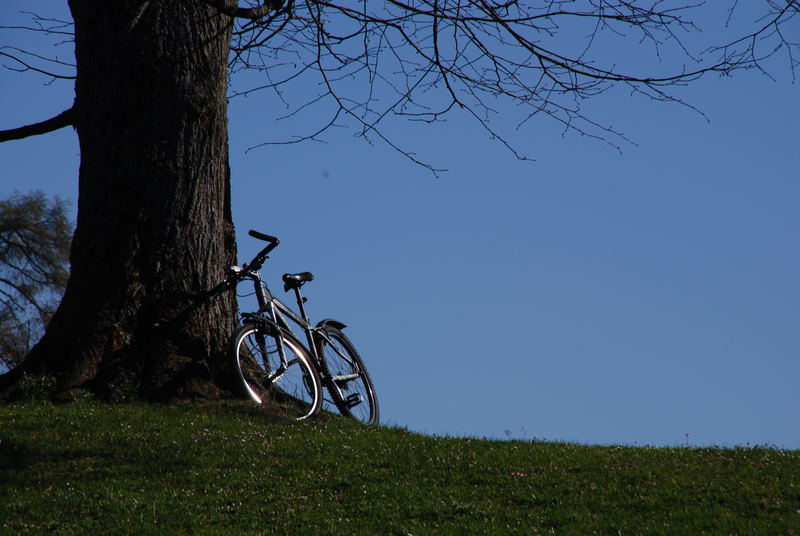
[0,437,38,480]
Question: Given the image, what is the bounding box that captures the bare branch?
[0,48,75,80]
[0,107,74,143]
[226,0,796,172]
[6,2,795,174]
[204,0,286,19]
[0,11,74,37]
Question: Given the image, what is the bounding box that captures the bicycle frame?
[236,270,361,388]
[238,270,321,366]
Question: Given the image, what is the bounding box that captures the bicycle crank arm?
[332,373,360,386]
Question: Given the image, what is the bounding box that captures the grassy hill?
[1,401,798,535]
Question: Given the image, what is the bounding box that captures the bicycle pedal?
[344,393,362,409]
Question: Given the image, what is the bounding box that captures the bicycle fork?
[255,327,292,383]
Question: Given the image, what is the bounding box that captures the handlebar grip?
[249,230,279,244]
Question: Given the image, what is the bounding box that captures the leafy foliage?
[1,402,798,535]
[0,191,71,370]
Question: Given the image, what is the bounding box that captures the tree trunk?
[6,0,238,400]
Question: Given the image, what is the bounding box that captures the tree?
[0,192,71,372]
[0,1,796,401]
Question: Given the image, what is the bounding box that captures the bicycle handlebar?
[243,230,280,271]
[207,230,281,298]
[248,229,279,243]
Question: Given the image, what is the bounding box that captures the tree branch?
[0,107,74,143]
[204,0,285,20]
[0,49,76,80]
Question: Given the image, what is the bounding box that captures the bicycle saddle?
[283,272,314,291]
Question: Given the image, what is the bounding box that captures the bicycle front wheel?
[230,322,322,420]
[315,327,379,425]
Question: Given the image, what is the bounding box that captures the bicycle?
[221,230,379,424]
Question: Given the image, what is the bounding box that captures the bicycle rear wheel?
[230,321,322,420]
[315,327,379,425]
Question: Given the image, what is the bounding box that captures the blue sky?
[1,3,798,448]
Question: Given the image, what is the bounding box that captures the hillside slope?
[1,401,798,535]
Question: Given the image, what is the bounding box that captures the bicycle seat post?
[292,286,310,325]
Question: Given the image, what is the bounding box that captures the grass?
[1,401,798,535]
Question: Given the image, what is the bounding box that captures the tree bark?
[6,0,238,400]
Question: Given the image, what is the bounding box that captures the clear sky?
[2,3,798,448]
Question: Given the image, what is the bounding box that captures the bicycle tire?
[230,321,322,420]
[315,327,379,425]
